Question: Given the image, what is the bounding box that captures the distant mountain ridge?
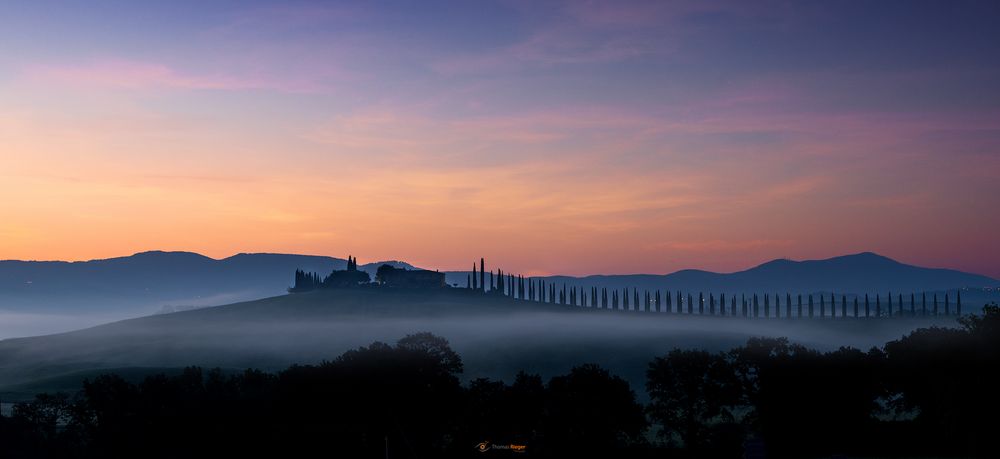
[0,251,416,313]
[1,251,996,316]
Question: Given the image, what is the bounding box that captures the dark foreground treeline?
[3,306,999,458]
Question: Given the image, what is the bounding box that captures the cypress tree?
[922,292,927,316]
[911,293,915,316]
[666,290,673,314]
[775,294,781,318]
[933,293,939,316]
[731,295,736,316]
[699,292,705,315]
[865,294,870,318]
[656,290,662,313]
[898,293,903,316]
[710,293,716,315]
[841,294,847,318]
[753,294,759,318]
[945,293,950,315]
[957,290,962,316]
[720,293,726,316]
[876,294,881,318]
[480,258,485,292]
[764,294,770,318]
[742,295,747,318]
[820,294,825,318]
[688,293,694,315]
[808,294,814,318]
[787,293,792,319]
[797,294,803,318]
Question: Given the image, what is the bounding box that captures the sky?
[1,0,999,278]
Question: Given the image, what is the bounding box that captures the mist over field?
[0,289,963,401]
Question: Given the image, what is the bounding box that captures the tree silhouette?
[544,364,648,454]
[647,349,742,453]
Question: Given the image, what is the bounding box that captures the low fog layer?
[0,289,962,399]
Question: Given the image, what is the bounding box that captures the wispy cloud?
[23,59,258,91]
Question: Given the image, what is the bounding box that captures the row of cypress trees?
[466,260,965,318]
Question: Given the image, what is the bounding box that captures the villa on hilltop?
[289,255,446,292]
